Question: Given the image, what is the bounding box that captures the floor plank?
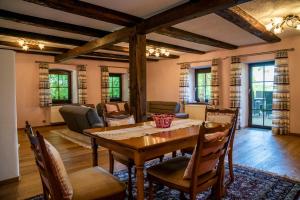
[0,126,299,199]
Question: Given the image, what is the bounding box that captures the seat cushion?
[147,157,216,189]
[44,140,73,199]
[107,115,135,127]
[69,167,126,200]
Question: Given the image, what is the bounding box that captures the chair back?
[25,122,65,200]
[190,120,235,190]
[205,107,239,152]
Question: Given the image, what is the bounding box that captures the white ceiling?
[0,0,299,56]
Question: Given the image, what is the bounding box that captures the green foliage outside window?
[109,74,122,101]
[49,70,71,103]
[195,69,211,103]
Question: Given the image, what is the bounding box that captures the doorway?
[249,61,275,128]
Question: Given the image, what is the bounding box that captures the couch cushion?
[44,140,73,199]
[147,101,180,114]
[106,103,119,113]
[107,115,135,127]
[69,167,126,200]
[117,102,126,111]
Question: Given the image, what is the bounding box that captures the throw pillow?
[106,103,119,113]
[117,102,126,111]
[107,115,135,127]
[44,140,73,199]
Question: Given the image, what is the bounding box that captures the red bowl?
[152,114,175,128]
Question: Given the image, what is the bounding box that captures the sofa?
[59,105,105,133]
[147,101,189,119]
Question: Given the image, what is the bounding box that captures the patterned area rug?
[27,161,300,200]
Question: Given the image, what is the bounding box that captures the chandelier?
[146,47,170,57]
[265,15,300,34]
[17,38,45,51]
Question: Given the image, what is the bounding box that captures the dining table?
[83,120,221,200]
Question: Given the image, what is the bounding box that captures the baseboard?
[0,176,19,186]
[18,123,66,131]
[290,133,300,137]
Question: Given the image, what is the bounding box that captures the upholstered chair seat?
[147,157,217,189]
[69,167,126,200]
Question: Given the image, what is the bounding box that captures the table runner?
[93,119,203,140]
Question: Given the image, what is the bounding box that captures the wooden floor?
[0,126,299,200]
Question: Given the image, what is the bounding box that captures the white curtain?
[39,63,51,107]
[209,58,220,106]
[272,50,290,135]
[77,65,87,104]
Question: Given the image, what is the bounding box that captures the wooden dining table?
[83,121,220,200]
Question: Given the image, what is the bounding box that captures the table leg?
[135,164,145,200]
[91,138,98,166]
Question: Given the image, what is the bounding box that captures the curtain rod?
[35,61,87,66]
[177,48,295,65]
[99,65,128,69]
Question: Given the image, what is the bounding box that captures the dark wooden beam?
[0,40,159,62]
[24,0,141,26]
[129,34,147,122]
[216,6,281,43]
[146,39,205,54]
[156,27,237,49]
[0,9,110,38]
[136,0,251,34]
[19,1,233,51]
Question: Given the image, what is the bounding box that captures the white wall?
[0,49,19,181]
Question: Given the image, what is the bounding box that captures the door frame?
[248,61,274,129]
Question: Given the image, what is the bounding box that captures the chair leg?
[228,149,234,183]
[149,179,154,200]
[159,155,164,162]
[127,164,133,200]
[172,151,177,158]
[108,150,114,174]
[180,191,187,200]
[189,192,196,200]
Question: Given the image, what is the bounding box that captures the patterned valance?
[272,50,290,135]
[77,65,87,104]
[229,56,242,129]
[101,66,110,103]
[39,63,51,107]
[209,58,220,106]
[179,63,190,104]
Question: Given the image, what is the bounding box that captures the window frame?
[195,68,211,103]
[49,69,72,104]
[109,73,123,102]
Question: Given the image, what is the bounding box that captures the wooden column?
[129,33,147,123]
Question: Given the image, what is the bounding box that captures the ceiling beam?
[0,40,160,62]
[136,0,251,34]
[156,27,237,49]
[0,9,110,38]
[0,28,179,59]
[215,6,281,43]
[55,0,249,61]
[21,1,237,50]
[24,0,141,26]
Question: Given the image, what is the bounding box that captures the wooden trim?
[216,6,281,43]
[0,9,110,37]
[156,27,237,49]
[0,177,19,186]
[24,0,141,26]
[53,0,250,61]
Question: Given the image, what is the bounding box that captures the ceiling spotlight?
[165,51,170,56]
[155,52,160,57]
[38,43,45,50]
[18,39,25,46]
[22,45,29,51]
[265,14,300,34]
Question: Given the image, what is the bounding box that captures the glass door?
[249,61,275,128]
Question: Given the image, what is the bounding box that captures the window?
[49,70,72,104]
[109,73,122,101]
[195,68,211,103]
[249,61,275,128]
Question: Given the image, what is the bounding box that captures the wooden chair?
[109,150,163,199]
[147,122,234,200]
[181,107,238,184]
[24,121,126,200]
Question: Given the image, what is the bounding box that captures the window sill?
[186,102,209,105]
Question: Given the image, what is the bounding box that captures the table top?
[84,121,220,151]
